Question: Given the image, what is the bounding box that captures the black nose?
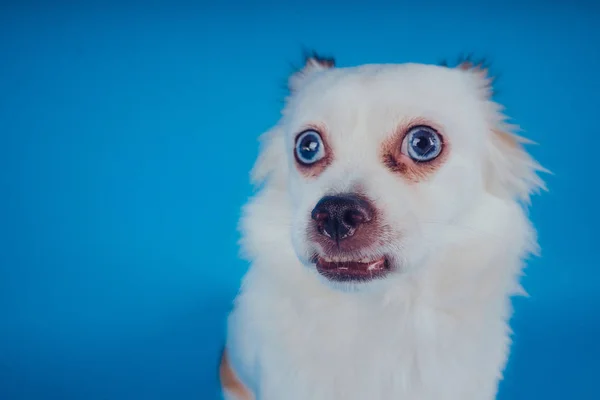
[311,194,374,243]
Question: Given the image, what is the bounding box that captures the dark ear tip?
[314,55,336,68]
[438,53,492,72]
[313,56,336,68]
[302,48,335,68]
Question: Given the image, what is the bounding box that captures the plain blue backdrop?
[1,0,598,399]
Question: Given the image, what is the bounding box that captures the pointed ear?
[288,51,335,92]
[251,52,334,190]
[442,54,497,95]
[485,122,548,204]
[452,59,548,203]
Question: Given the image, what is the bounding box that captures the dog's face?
[244,56,544,291]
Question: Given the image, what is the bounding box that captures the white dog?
[220,54,546,400]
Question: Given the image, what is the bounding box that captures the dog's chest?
[257,306,417,399]
[231,283,502,400]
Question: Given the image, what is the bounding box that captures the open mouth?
[314,255,391,282]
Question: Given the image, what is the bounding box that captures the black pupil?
[411,131,435,156]
[300,134,319,160]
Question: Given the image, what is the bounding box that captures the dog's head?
[241,54,545,292]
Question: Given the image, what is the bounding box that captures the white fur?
[225,62,545,400]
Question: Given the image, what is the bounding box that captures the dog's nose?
[311,194,374,242]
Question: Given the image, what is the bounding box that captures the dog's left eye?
[402,126,443,162]
[295,130,325,165]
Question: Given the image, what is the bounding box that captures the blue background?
[1,1,598,398]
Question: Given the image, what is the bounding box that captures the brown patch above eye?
[380,118,450,183]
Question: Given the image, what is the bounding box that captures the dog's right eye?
[295,130,325,165]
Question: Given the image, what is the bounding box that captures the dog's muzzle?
[308,193,390,282]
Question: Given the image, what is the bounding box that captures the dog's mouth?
[313,255,391,282]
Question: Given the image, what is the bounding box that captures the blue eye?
[403,126,443,162]
[295,130,325,165]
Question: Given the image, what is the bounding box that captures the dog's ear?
[454,60,547,203]
[250,124,287,188]
[485,122,547,204]
[251,52,334,189]
[288,51,335,92]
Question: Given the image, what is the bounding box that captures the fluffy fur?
[222,55,545,400]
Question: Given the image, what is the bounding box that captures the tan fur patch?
[493,129,521,150]
[219,349,254,400]
[380,117,449,183]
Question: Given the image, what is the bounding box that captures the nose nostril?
[343,209,367,227]
[312,211,330,222]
